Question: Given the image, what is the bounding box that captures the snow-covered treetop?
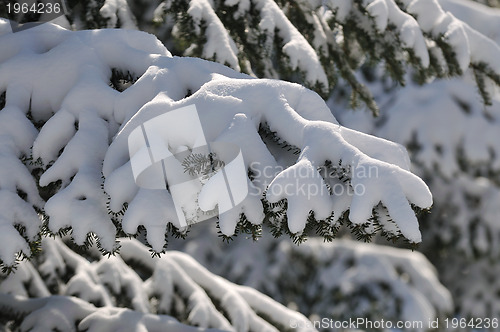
[0,19,433,268]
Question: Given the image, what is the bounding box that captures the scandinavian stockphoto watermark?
[128,104,248,228]
[290,317,499,330]
[2,0,69,32]
[290,317,426,330]
[249,162,378,200]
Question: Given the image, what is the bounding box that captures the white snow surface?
[165,0,329,90]
[401,0,500,74]
[334,66,500,255]
[329,0,500,318]
[331,0,500,255]
[439,0,500,45]
[321,0,500,73]
[255,0,329,88]
[0,19,432,264]
[148,0,500,104]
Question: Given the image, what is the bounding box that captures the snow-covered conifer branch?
[168,230,452,328]
[0,237,317,332]
[0,20,431,267]
[8,1,500,112]
[148,0,500,113]
[336,71,500,257]
[155,0,328,92]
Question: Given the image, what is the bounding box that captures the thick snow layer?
[105,74,431,243]
[325,0,352,22]
[0,22,170,261]
[339,73,500,180]
[168,0,330,89]
[401,0,500,74]
[363,0,430,67]
[303,239,452,326]
[321,0,500,74]
[0,20,432,264]
[0,237,320,331]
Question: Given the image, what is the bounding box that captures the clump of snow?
[439,0,500,45]
[325,0,353,22]
[322,0,500,74]
[105,73,431,243]
[333,65,500,255]
[0,21,170,261]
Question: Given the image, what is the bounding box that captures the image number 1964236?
[2,0,68,32]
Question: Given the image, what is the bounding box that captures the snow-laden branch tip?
[325,0,500,75]
[336,68,500,256]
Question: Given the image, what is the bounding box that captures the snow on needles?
[0,237,319,332]
[185,0,241,71]
[402,0,500,74]
[325,0,500,75]
[0,20,431,265]
[255,0,328,88]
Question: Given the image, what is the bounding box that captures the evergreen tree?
[1,0,500,330]
[0,16,440,330]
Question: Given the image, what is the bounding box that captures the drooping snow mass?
[103,55,431,245]
[287,239,452,328]
[326,0,500,74]
[15,0,500,115]
[0,19,433,266]
[330,0,500,323]
[0,237,317,332]
[376,77,500,178]
[254,0,328,87]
